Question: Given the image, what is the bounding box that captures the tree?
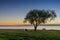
[24,9,57,31]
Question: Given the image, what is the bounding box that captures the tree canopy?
[24,9,57,31]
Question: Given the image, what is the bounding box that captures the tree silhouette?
[24,9,57,31]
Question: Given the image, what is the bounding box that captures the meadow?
[0,29,60,40]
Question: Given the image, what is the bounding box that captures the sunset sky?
[0,0,60,25]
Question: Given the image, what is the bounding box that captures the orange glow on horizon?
[0,21,60,25]
[46,21,60,24]
[0,20,29,25]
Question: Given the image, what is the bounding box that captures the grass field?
[0,29,60,40]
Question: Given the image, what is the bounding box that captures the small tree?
[24,9,57,31]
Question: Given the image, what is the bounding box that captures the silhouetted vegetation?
[24,9,57,31]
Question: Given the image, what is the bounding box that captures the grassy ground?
[0,29,60,40]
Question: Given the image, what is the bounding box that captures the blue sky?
[0,0,60,25]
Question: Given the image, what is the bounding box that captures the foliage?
[24,9,57,31]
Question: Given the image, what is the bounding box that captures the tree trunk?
[34,27,37,31]
[33,22,38,31]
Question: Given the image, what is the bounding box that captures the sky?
[0,0,60,25]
